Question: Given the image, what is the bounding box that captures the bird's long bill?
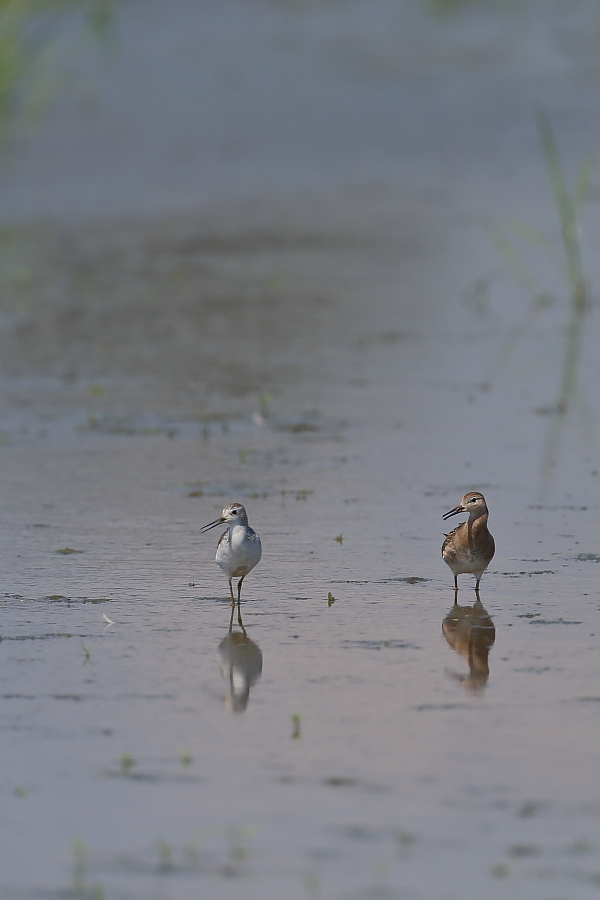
[201,517,225,533]
[442,505,465,520]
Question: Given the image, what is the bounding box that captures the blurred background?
[1,0,599,450]
[1,2,600,898]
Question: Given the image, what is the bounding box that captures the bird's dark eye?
[470,497,477,502]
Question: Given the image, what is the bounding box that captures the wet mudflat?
[0,209,599,900]
[1,1,600,898]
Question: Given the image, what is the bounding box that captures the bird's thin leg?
[228,577,235,605]
[453,574,458,599]
[237,576,245,627]
[228,603,235,632]
[475,578,481,600]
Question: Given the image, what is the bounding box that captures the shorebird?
[442,598,495,692]
[218,625,263,712]
[201,503,262,623]
[442,491,495,596]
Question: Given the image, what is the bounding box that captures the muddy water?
[1,2,600,899]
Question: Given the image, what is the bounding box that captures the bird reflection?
[442,597,495,693]
[218,609,263,713]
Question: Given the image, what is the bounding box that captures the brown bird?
[442,491,495,597]
[442,598,496,692]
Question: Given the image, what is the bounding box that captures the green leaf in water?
[503,218,550,252]
[156,839,172,872]
[291,712,301,740]
[120,752,135,775]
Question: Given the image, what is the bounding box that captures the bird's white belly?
[216,527,262,577]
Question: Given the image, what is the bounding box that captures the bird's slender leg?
[228,603,235,631]
[475,579,481,600]
[237,575,246,627]
[453,574,458,599]
[228,577,235,606]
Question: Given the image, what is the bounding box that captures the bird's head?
[201,502,248,532]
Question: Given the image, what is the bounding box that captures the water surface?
[1,2,600,898]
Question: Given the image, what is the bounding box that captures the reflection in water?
[218,612,263,713]
[442,598,495,693]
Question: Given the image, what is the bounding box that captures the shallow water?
[1,1,600,898]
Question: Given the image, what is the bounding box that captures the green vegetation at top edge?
[0,0,115,135]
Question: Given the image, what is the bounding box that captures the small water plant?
[291,712,301,739]
[71,837,105,899]
[156,839,173,872]
[119,751,135,775]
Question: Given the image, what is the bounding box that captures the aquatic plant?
[0,0,115,137]
[304,873,321,899]
[536,113,590,491]
[180,748,192,768]
[484,113,592,495]
[119,751,134,775]
[71,837,105,899]
[156,839,173,872]
[291,712,301,739]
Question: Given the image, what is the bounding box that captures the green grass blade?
[537,112,587,315]
[482,217,543,299]
[573,156,594,210]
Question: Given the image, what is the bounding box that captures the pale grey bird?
[201,503,262,623]
[218,628,263,712]
[442,491,495,596]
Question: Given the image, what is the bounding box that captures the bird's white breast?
[216,525,262,575]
